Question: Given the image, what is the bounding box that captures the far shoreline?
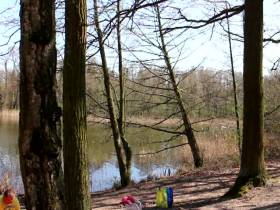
[1,109,237,128]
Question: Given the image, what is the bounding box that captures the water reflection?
[0,118,23,193]
[0,119,183,192]
[87,124,182,191]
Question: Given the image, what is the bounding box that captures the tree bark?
[19,0,64,209]
[94,0,132,186]
[63,0,91,209]
[225,0,266,197]
[156,6,203,168]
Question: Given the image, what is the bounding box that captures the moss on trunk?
[224,174,266,198]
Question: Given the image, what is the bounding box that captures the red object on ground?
[3,194,14,204]
[127,195,136,203]
[121,195,136,205]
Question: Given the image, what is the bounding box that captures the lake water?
[0,117,185,192]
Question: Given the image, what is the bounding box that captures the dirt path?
[92,161,280,209]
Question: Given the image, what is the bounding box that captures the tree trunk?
[4,61,8,109]
[63,0,91,209]
[94,0,131,187]
[225,0,266,197]
[226,6,241,154]
[117,0,132,186]
[19,0,64,209]
[156,6,203,168]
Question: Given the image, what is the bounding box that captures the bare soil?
[92,161,280,210]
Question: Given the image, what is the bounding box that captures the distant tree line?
[1,66,279,133]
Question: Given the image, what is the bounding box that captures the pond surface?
[0,117,185,192]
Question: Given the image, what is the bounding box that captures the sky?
[0,0,279,75]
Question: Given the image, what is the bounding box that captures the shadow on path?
[92,162,280,209]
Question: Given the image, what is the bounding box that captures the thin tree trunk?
[63,0,91,209]
[117,0,125,143]
[94,0,131,187]
[225,0,266,197]
[117,0,132,185]
[4,61,8,108]
[19,0,64,209]
[156,6,203,168]
[4,61,7,89]
[226,6,241,154]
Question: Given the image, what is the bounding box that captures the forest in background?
[1,66,279,133]
[1,64,280,171]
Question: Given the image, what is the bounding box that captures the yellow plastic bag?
[156,188,168,208]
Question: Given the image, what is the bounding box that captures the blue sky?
[0,0,279,74]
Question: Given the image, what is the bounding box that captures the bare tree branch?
[135,143,188,156]
[164,5,244,33]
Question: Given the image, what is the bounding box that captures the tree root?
[224,174,267,198]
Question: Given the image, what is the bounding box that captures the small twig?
[135,143,188,155]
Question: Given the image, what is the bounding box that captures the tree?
[116,0,133,186]
[93,0,132,187]
[63,0,91,208]
[155,5,203,167]
[225,3,241,154]
[18,0,64,209]
[225,0,266,197]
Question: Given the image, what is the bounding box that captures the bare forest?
[0,0,279,209]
